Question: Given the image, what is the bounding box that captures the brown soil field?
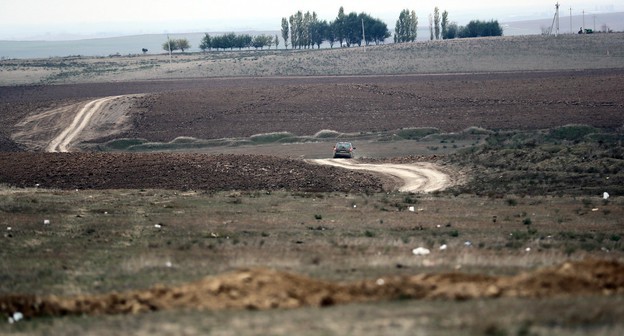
[0,153,383,192]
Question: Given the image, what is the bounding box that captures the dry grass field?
[1,34,624,335]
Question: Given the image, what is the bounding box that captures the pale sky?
[0,0,620,40]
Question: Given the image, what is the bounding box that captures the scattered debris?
[408,206,415,212]
[412,247,431,256]
[154,224,162,229]
[464,241,472,247]
[8,312,23,324]
[43,219,50,225]
[603,192,610,200]
[439,244,448,250]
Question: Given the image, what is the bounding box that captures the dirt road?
[312,159,452,193]
[46,96,124,152]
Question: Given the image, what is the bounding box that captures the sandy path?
[46,96,124,152]
[312,159,452,193]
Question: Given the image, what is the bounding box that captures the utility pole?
[582,10,585,33]
[167,34,172,64]
[551,2,560,36]
[569,7,572,33]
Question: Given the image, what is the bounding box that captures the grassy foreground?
[1,187,622,334]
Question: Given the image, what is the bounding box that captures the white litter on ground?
[376,278,385,286]
[408,206,415,212]
[8,312,23,324]
[412,247,431,256]
[603,192,610,200]
[43,219,50,225]
[439,244,448,250]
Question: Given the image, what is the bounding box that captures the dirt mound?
[1,260,622,319]
[0,153,382,192]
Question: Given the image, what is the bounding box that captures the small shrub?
[548,124,597,141]
[404,196,417,204]
[364,230,375,237]
[250,132,294,143]
[314,214,322,220]
[523,217,532,225]
[505,199,518,206]
[314,129,341,138]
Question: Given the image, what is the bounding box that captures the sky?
[0,0,621,40]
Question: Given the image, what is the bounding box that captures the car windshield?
[335,143,352,150]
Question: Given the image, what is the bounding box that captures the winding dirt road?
[17,94,454,193]
[312,159,453,193]
[46,95,124,152]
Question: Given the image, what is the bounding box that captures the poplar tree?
[434,7,441,40]
[281,18,289,49]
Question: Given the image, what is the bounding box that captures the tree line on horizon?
[162,7,503,53]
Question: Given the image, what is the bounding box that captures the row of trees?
[163,8,503,53]
[281,7,390,49]
[395,7,502,42]
[198,33,279,51]
[161,38,191,53]
[444,20,503,39]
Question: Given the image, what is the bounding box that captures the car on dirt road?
[333,142,356,158]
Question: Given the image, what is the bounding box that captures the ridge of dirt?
[1,259,622,318]
[0,152,383,193]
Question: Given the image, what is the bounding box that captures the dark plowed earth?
[0,153,382,192]
[1,70,623,148]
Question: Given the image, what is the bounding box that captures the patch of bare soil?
[1,259,622,318]
[0,153,382,193]
[11,95,140,152]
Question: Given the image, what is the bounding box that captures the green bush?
[396,127,440,140]
[250,132,295,143]
[314,130,341,138]
[548,124,597,141]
